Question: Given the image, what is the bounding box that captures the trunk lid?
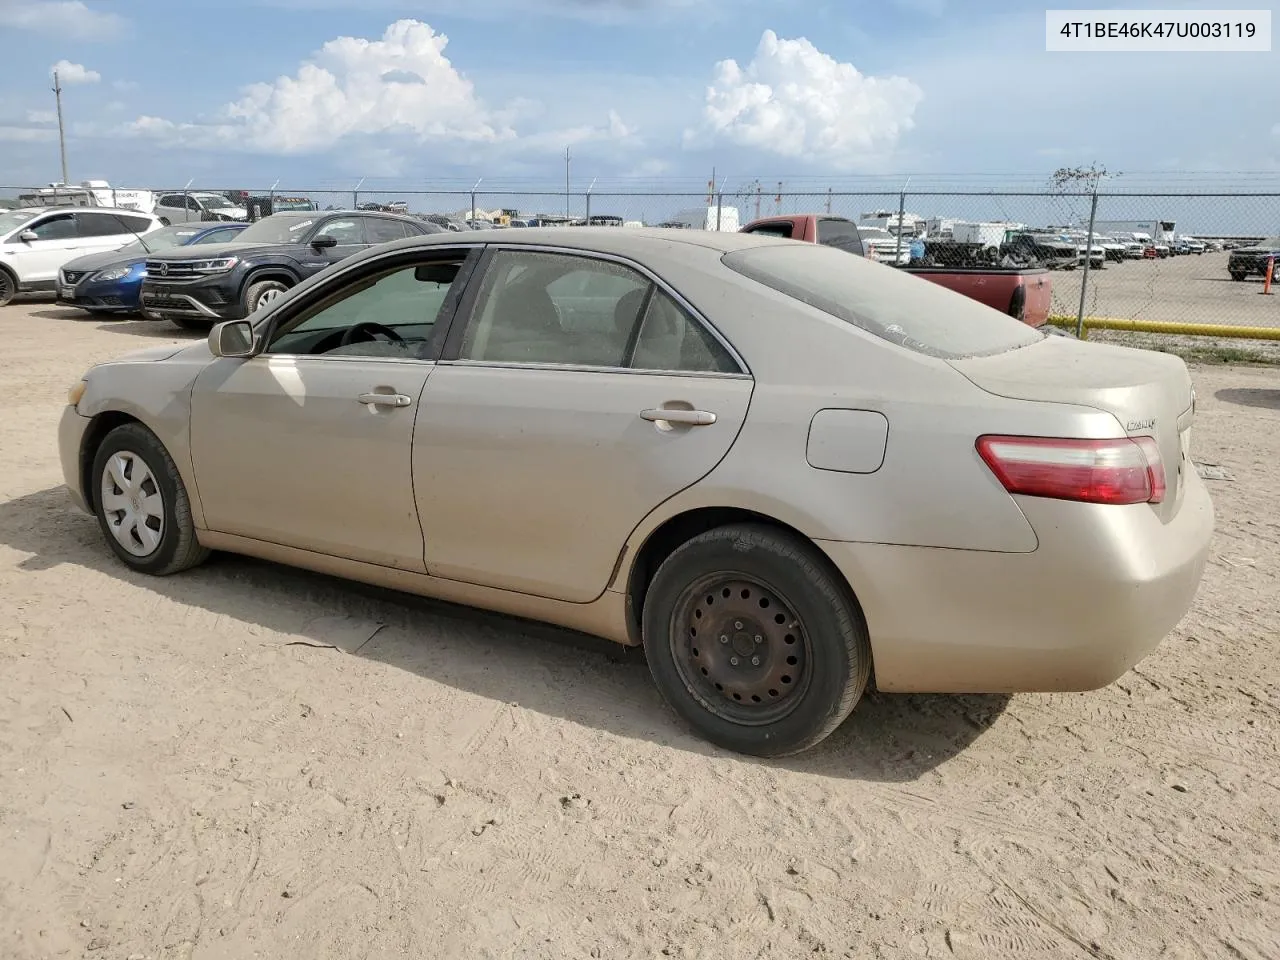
[948,337,1195,522]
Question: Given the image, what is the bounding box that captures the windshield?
[721,243,1043,360]
[272,199,313,211]
[117,225,205,255]
[234,216,315,244]
[1252,237,1280,248]
[858,227,894,241]
[199,194,237,209]
[0,209,40,235]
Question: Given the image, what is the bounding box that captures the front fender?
[76,355,207,526]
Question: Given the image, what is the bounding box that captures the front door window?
[267,260,464,358]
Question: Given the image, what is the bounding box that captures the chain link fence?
[4,182,1279,336]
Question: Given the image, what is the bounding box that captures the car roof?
[12,205,156,216]
[372,226,794,257]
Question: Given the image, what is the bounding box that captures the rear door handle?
[640,408,717,426]
[357,392,412,407]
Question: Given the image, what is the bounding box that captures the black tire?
[1231,272,1246,281]
[642,523,871,757]
[0,267,15,307]
[244,278,289,315]
[169,315,213,332]
[159,217,170,226]
[90,422,210,576]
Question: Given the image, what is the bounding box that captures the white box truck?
[951,221,1023,249]
[669,205,740,231]
[1093,219,1177,243]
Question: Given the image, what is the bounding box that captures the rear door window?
[365,217,411,243]
[721,243,1042,360]
[816,218,865,254]
[76,211,135,238]
[742,222,795,239]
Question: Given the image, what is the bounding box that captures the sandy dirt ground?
[1,303,1278,960]
[1049,250,1280,329]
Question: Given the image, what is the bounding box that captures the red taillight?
[976,435,1166,505]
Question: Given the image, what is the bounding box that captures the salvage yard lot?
[1,303,1278,960]
[1052,251,1280,327]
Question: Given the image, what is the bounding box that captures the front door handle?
[357,392,412,407]
[640,408,717,426]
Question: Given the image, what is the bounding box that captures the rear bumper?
[817,471,1214,693]
[59,405,92,514]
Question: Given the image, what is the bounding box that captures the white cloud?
[124,19,639,163]
[51,60,101,84]
[0,126,57,143]
[684,29,923,168]
[25,109,57,124]
[0,0,123,39]
[129,19,514,154]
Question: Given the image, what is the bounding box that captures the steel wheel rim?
[670,573,813,726]
[99,450,165,557]
[256,287,284,310]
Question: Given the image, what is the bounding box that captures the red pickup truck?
[740,214,1053,329]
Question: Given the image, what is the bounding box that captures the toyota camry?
[59,228,1214,756]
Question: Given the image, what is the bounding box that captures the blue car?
[56,221,249,315]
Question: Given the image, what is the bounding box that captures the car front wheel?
[244,279,289,314]
[642,523,872,757]
[0,268,15,307]
[91,423,210,575]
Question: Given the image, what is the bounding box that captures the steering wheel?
[340,321,405,347]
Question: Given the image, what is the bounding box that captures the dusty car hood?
[98,342,209,365]
[61,248,143,274]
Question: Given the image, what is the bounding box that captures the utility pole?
[564,146,571,219]
[754,180,761,220]
[825,187,832,215]
[52,69,69,185]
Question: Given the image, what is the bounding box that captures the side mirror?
[18,229,38,242]
[311,234,338,249]
[208,320,257,358]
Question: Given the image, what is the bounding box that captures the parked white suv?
[153,192,247,224]
[0,206,163,306]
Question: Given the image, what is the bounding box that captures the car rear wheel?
[642,523,871,757]
[158,217,170,226]
[0,268,15,307]
[91,423,210,576]
[1231,272,1246,281]
[245,279,289,314]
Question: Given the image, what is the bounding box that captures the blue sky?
[1,0,1277,199]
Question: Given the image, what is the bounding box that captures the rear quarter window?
[721,243,1043,360]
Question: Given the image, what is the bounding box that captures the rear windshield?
[815,218,864,254]
[721,243,1043,360]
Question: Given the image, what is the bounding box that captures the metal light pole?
[470,177,482,224]
[352,177,365,210]
[564,147,571,219]
[893,176,912,265]
[585,177,597,224]
[52,69,69,185]
[1076,185,1101,338]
